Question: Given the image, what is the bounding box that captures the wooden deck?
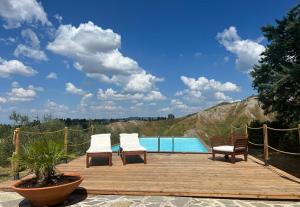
[1,153,300,200]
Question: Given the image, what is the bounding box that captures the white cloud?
[63,60,70,69]
[53,14,63,23]
[11,81,19,88]
[174,75,240,111]
[28,85,44,91]
[65,82,85,96]
[80,92,93,107]
[158,99,192,114]
[97,88,166,102]
[124,71,164,93]
[0,57,37,78]
[0,0,51,29]
[143,91,166,101]
[180,76,239,92]
[90,101,123,112]
[217,26,265,73]
[45,100,68,112]
[14,45,48,61]
[7,86,39,102]
[97,88,141,101]
[46,72,57,79]
[135,102,144,106]
[47,21,162,92]
[65,82,92,111]
[224,56,229,62]
[21,28,40,47]
[215,91,231,101]
[170,99,188,110]
[14,29,48,61]
[0,97,7,103]
[158,107,171,113]
[0,37,17,45]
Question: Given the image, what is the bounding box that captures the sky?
[0,0,297,123]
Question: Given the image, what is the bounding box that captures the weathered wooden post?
[13,128,20,180]
[245,124,248,138]
[263,124,269,166]
[64,127,68,162]
[91,125,95,135]
[298,124,300,143]
[298,124,300,153]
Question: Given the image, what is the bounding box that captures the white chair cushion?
[87,146,112,153]
[213,145,234,152]
[87,134,112,153]
[120,133,139,148]
[90,134,111,148]
[122,144,146,152]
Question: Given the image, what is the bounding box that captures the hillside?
[106,96,272,144]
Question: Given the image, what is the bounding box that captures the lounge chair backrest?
[90,134,111,147]
[120,133,139,147]
[210,136,227,147]
[233,137,248,149]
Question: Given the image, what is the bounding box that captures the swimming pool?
[112,137,208,153]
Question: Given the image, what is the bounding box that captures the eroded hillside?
[106,96,272,144]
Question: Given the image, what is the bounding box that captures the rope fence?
[247,126,263,130]
[230,123,300,166]
[11,125,95,179]
[268,145,300,156]
[248,140,264,147]
[9,122,300,178]
[68,140,91,147]
[68,126,93,132]
[267,126,298,131]
[20,129,65,135]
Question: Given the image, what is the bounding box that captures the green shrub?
[14,138,70,185]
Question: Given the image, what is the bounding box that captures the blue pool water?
[112,137,208,153]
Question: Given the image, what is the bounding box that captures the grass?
[0,167,11,182]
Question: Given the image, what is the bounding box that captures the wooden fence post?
[298,123,300,153]
[298,124,300,143]
[64,127,68,158]
[263,124,269,166]
[91,125,95,135]
[13,128,20,180]
[245,124,248,138]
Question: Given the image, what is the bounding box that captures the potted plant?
[11,138,83,206]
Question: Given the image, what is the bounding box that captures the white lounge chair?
[119,133,147,165]
[86,133,112,167]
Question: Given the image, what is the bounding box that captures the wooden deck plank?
[1,153,299,200]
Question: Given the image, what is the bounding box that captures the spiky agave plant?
[15,138,69,186]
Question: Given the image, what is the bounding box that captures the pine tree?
[251,3,300,126]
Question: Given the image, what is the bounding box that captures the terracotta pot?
[12,172,83,206]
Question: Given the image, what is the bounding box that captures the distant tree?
[167,114,175,120]
[64,118,71,126]
[42,114,53,123]
[251,3,300,126]
[9,111,29,126]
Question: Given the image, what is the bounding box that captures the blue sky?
[0,0,297,123]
